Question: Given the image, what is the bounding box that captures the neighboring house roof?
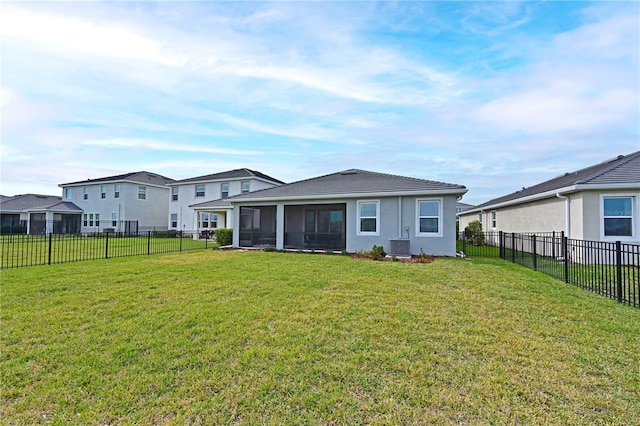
[170,168,285,185]
[0,194,82,213]
[189,199,233,209]
[226,169,467,202]
[456,202,475,210]
[462,151,640,214]
[59,171,174,187]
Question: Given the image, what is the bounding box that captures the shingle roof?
[171,168,285,185]
[189,199,233,209]
[469,151,640,211]
[60,171,174,187]
[0,194,82,212]
[227,169,467,201]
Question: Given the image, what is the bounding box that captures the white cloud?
[81,138,262,156]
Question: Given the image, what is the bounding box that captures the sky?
[1,1,638,205]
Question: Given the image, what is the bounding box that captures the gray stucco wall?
[232,194,460,256]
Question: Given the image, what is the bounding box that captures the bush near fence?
[457,231,639,308]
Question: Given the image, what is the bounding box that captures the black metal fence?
[0,231,214,269]
[458,231,640,308]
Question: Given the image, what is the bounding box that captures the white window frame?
[171,187,179,201]
[138,186,146,200]
[195,185,205,198]
[64,188,72,199]
[170,213,178,228]
[114,184,120,199]
[221,183,229,199]
[111,213,118,227]
[241,181,250,193]
[83,187,89,200]
[600,194,636,241]
[491,210,497,229]
[416,198,443,237]
[100,185,107,199]
[357,200,380,236]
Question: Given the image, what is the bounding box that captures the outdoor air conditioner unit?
[389,238,410,257]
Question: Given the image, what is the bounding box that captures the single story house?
[227,169,467,256]
[168,169,284,236]
[59,171,174,234]
[0,194,82,234]
[459,151,640,243]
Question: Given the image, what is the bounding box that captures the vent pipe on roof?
[556,193,571,239]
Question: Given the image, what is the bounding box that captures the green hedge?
[214,228,233,246]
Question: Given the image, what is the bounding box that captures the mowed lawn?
[2,251,639,425]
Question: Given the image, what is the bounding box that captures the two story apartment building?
[59,171,174,234]
[167,169,284,236]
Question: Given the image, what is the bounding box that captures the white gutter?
[556,193,570,238]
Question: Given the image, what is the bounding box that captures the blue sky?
[1,1,638,205]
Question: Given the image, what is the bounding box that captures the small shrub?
[263,246,277,252]
[391,255,398,262]
[213,228,233,246]
[341,250,349,256]
[464,221,485,246]
[325,250,334,255]
[371,245,386,261]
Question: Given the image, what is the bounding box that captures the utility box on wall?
[389,238,410,257]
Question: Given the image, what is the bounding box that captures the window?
[241,181,250,193]
[83,214,88,227]
[172,187,179,201]
[416,199,442,236]
[89,213,94,227]
[64,188,72,199]
[83,187,89,200]
[195,185,205,198]
[199,212,217,229]
[101,185,106,199]
[138,186,146,200]
[602,196,634,238]
[491,211,497,229]
[171,213,178,228]
[221,183,229,198]
[111,213,118,227]
[114,184,120,199]
[95,213,100,227]
[357,200,379,235]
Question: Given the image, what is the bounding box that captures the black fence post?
[616,241,623,304]
[499,231,503,259]
[552,231,556,259]
[105,231,109,259]
[462,232,466,255]
[532,234,537,271]
[563,236,569,283]
[180,232,183,252]
[48,232,53,265]
[147,231,151,255]
[511,233,515,263]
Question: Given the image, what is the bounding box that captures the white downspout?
[556,193,570,238]
[398,196,402,237]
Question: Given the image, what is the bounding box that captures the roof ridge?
[577,151,640,184]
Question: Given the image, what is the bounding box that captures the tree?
[464,220,485,246]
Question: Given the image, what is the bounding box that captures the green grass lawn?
[2,251,639,425]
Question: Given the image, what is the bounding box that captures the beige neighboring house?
[459,151,640,243]
[167,169,284,237]
[59,171,175,234]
